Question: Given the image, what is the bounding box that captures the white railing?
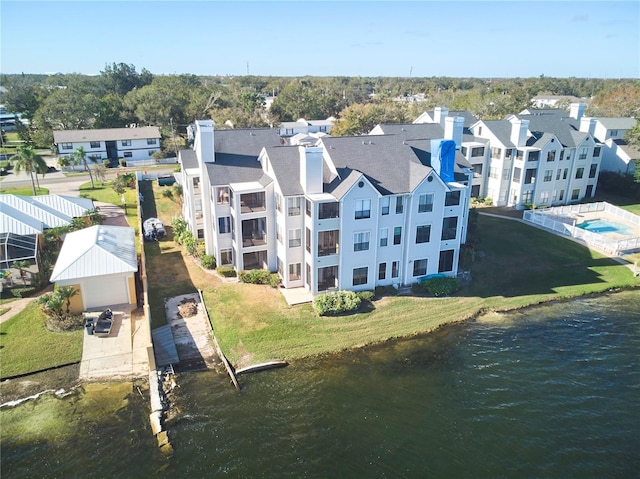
[523,202,640,255]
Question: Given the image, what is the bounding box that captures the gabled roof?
[53,126,161,144]
[0,203,44,235]
[517,114,581,147]
[478,120,515,147]
[611,139,640,160]
[50,225,137,282]
[0,194,94,231]
[179,149,198,169]
[263,146,305,196]
[596,118,637,130]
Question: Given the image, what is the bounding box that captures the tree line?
[1,63,639,152]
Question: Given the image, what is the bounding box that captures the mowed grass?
[79,181,140,232]
[0,185,49,195]
[0,302,83,378]
[145,186,639,367]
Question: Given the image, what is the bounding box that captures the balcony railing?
[242,232,267,247]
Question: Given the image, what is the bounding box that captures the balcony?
[240,192,266,214]
[242,218,267,247]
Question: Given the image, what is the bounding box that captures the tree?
[12,260,31,285]
[73,146,96,189]
[56,286,79,316]
[11,145,47,195]
[100,62,153,96]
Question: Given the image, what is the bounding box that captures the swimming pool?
[576,218,632,235]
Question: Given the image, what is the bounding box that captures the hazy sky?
[1,0,638,78]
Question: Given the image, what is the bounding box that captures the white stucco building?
[179,120,472,295]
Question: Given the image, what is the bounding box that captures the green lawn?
[0,302,83,378]
[79,181,140,233]
[0,185,49,195]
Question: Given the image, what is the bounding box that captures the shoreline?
[2,286,638,405]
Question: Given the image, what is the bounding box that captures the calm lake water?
[2,291,639,478]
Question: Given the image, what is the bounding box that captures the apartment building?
[179,121,472,295]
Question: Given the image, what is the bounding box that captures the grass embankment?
[141,184,639,367]
[0,303,83,378]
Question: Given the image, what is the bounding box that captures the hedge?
[313,290,361,316]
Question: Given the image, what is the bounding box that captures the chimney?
[509,118,529,147]
[579,116,596,136]
[299,146,323,194]
[433,107,449,127]
[569,103,586,121]
[444,116,465,149]
[430,139,456,183]
[195,120,215,164]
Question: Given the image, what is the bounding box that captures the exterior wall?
[67,284,84,314]
[57,137,160,162]
[601,140,636,174]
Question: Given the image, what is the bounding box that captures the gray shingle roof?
[53,126,160,143]
[263,146,305,196]
[517,114,581,147]
[597,118,637,130]
[179,149,198,169]
[480,120,516,147]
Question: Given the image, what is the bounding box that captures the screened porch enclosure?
[0,233,38,269]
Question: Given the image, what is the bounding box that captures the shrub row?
[200,254,216,269]
[411,277,460,297]
[238,269,279,287]
[314,290,361,316]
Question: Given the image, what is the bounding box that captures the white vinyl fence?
[523,202,640,255]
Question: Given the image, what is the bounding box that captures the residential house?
[278,118,334,137]
[179,120,472,295]
[579,116,638,174]
[53,126,162,166]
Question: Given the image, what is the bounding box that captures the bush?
[412,277,460,297]
[102,159,111,168]
[200,254,216,269]
[374,285,398,297]
[356,290,375,301]
[162,189,174,199]
[217,266,237,277]
[238,269,279,287]
[314,290,361,316]
[119,158,126,167]
[10,287,36,298]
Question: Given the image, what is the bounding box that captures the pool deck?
[569,210,640,241]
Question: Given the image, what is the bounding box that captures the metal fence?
[523,202,640,255]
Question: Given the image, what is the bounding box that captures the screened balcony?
[242,218,267,247]
[240,191,266,213]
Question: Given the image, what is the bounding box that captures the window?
[438,250,454,273]
[528,151,540,161]
[220,249,233,266]
[391,261,399,278]
[277,258,283,276]
[610,130,618,138]
[287,197,301,216]
[586,184,594,197]
[352,267,368,286]
[513,167,522,183]
[355,199,371,219]
[289,228,301,248]
[491,147,502,159]
[380,197,390,215]
[380,228,388,247]
[571,189,580,200]
[240,192,266,212]
[61,143,73,150]
[89,154,101,161]
[418,193,434,213]
[90,141,100,148]
[276,225,283,243]
[478,126,483,136]
[122,140,131,147]
[413,259,428,277]
[503,168,511,180]
[559,189,565,201]
[353,232,370,252]
[547,151,556,162]
[544,170,553,182]
[589,164,598,178]
[318,230,339,256]
[471,146,485,157]
[318,202,339,219]
[218,216,231,234]
[472,164,483,178]
[522,190,533,204]
[306,199,311,217]
[563,168,569,180]
[306,228,311,253]
[565,150,572,161]
[540,191,550,205]
[524,168,536,184]
[393,227,402,245]
[124,151,132,158]
[579,147,588,160]
[289,263,301,281]
[416,225,431,244]
[148,150,157,157]
[575,167,584,179]
[275,193,282,212]
[441,217,457,240]
[555,169,562,181]
[378,263,386,280]
[217,187,229,204]
[593,146,601,157]
[395,196,404,214]
[489,167,499,179]
[504,148,513,160]
[559,150,565,161]
[147,138,157,145]
[445,190,461,206]
[461,146,468,156]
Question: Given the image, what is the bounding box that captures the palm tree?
[11,145,47,195]
[56,285,79,317]
[73,146,95,189]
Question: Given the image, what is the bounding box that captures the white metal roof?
[0,194,94,232]
[50,225,137,282]
[31,195,95,218]
[0,203,44,234]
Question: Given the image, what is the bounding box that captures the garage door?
[83,276,129,309]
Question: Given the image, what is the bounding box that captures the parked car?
[158,174,176,186]
[143,217,166,241]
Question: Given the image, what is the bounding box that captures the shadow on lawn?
[138,180,158,220]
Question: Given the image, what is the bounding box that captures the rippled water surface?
[2,291,639,478]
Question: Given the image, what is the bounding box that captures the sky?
[1,0,639,78]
